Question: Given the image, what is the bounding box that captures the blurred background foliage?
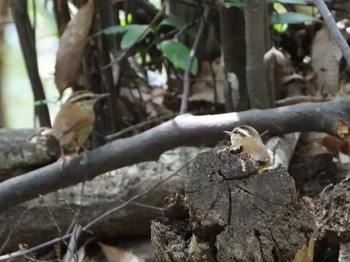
[0,0,161,128]
[0,0,325,128]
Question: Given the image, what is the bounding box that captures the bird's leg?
[58,146,71,168]
[75,140,89,164]
[81,144,89,164]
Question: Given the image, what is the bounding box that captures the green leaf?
[274,23,288,33]
[224,0,243,9]
[160,40,198,75]
[96,25,149,49]
[159,17,185,29]
[270,12,319,24]
[120,25,149,49]
[268,0,308,4]
[158,17,196,38]
[98,25,128,35]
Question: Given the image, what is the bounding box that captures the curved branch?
[0,97,350,213]
[313,0,350,66]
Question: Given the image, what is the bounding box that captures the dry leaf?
[120,86,170,118]
[190,57,225,104]
[55,0,94,94]
[227,72,239,108]
[336,119,350,140]
[322,135,350,156]
[311,27,343,96]
[297,142,329,156]
[98,242,144,262]
[337,82,350,97]
[264,46,286,67]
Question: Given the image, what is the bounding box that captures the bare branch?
[0,162,188,261]
[63,225,82,262]
[313,0,350,66]
[0,97,350,213]
[179,5,209,114]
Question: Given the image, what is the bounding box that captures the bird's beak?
[223,131,232,136]
[96,93,110,100]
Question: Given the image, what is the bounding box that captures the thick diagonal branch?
[0,97,350,213]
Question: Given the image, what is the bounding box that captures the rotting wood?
[152,149,315,261]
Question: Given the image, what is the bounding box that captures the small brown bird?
[224,125,271,171]
[52,90,109,158]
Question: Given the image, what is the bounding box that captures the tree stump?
[151,149,315,261]
[314,176,350,261]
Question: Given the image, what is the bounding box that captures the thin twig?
[209,58,218,109]
[61,182,85,261]
[179,5,209,115]
[39,196,76,261]
[63,225,82,262]
[313,0,350,66]
[0,234,73,261]
[142,22,190,57]
[0,210,30,254]
[83,159,192,230]
[105,114,176,141]
[0,159,193,261]
[102,0,167,70]
[24,254,59,262]
[62,182,85,235]
[40,195,68,247]
[60,199,80,229]
[131,202,163,211]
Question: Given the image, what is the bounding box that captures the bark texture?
[1,97,350,213]
[0,147,198,253]
[314,176,350,260]
[151,149,315,261]
[220,6,248,111]
[0,129,59,180]
[244,0,270,108]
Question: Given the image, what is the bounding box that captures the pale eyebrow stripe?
[236,128,251,137]
[70,94,94,103]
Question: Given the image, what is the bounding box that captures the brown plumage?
[52,90,109,158]
[225,125,271,171]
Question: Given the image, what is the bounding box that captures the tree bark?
[220,6,248,111]
[0,129,59,180]
[1,97,350,213]
[0,147,192,253]
[243,0,270,109]
[315,176,350,261]
[151,149,315,261]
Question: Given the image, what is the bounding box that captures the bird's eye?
[233,129,238,134]
[83,96,93,101]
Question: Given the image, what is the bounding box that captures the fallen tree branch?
[0,97,350,213]
[0,160,188,260]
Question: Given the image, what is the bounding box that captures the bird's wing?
[53,106,94,138]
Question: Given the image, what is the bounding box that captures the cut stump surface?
[152,149,315,262]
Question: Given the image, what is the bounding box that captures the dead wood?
[315,176,350,260]
[0,129,59,180]
[1,97,350,214]
[151,149,315,262]
[0,147,197,253]
[276,96,331,106]
[289,153,347,197]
